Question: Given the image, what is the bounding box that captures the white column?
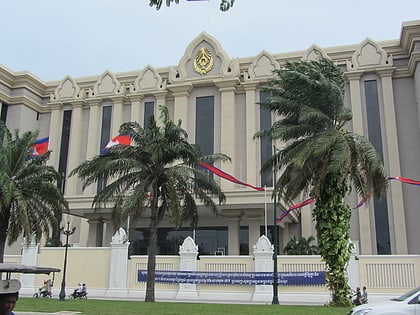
[216,79,239,190]
[252,235,273,302]
[246,209,263,255]
[129,94,143,125]
[19,240,40,292]
[176,236,199,299]
[243,82,259,187]
[347,72,374,255]
[47,102,63,169]
[106,228,130,298]
[154,91,167,123]
[111,96,125,137]
[223,209,242,255]
[66,100,85,196]
[379,69,408,254]
[84,99,101,196]
[170,84,192,132]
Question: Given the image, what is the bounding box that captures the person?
[352,286,362,305]
[72,283,82,297]
[361,286,368,303]
[0,279,21,315]
[39,279,52,297]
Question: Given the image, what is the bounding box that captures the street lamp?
[59,219,76,301]
[272,145,279,305]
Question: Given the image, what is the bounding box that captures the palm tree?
[255,55,387,306]
[149,0,234,11]
[70,106,228,302]
[284,236,318,255]
[0,122,68,263]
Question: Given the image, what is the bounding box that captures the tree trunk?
[314,173,352,306]
[145,191,160,302]
[0,219,8,263]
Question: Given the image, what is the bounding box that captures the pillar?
[19,239,40,291]
[223,209,242,255]
[170,84,193,133]
[176,236,199,299]
[252,235,273,302]
[379,69,408,254]
[129,94,143,124]
[111,96,125,136]
[154,91,167,123]
[246,209,263,255]
[84,99,101,196]
[216,79,239,190]
[243,82,259,187]
[347,72,375,254]
[86,218,104,247]
[66,100,85,196]
[106,228,130,298]
[47,102,63,169]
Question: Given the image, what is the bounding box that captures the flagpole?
[272,145,279,305]
[264,186,267,236]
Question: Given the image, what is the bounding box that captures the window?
[0,102,8,123]
[58,110,72,193]
[144,101,154,129]
[97,106,112,192]
[260,91,272,187]
[365,80,390,254]
[196,96,214,155]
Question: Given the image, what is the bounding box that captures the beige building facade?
[1,20,420,256]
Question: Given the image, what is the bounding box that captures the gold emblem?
[193,47,214,75]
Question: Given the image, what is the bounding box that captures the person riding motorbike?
[70,283,87,299]
[33,279,52,298]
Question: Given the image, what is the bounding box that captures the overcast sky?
[2,0,420,81]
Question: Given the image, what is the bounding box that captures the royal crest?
[193,47,214,75]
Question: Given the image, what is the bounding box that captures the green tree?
[70,106,228,302]
[0,123,68,263]
[149,0,234,11]
[284,236,318,255]
[256,55,387,306]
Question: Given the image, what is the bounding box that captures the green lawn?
[16,298,351,315]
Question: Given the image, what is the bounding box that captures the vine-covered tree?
[256,55,387,306]
[70,106,228,302]
[0,123,68,262]
[149,0,234,11]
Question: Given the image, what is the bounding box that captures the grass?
[15,298,351,315]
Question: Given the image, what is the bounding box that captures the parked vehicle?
[348,287,420,315]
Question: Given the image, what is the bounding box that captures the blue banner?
[137,270,325,286]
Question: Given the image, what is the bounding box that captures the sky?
[2,0,420,82]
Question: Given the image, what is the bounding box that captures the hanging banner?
[138,270,325,286]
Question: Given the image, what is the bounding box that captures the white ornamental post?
[106,227,130,298]
[176,236,199,300]
[252,235,274,302]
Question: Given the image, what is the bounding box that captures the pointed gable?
[169,31,238,83]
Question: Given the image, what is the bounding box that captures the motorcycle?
[33,288,52,298]
[33,279,53,298]
[69,284,87,299]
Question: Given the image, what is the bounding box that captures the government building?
[2,20,420,258]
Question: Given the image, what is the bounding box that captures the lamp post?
[272,145,279,305]
[59,220,76,301]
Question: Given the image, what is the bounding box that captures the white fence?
[4,237,420,303]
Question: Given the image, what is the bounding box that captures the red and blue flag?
[199,161,264,191]
[101,134,131,154]
[30,137,49,157]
